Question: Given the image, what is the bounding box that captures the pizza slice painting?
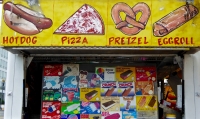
[54,4,105,35]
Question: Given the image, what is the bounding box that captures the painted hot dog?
[153,3,199,37]
[3,2,53,35]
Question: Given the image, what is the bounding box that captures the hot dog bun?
[3,2,53,35]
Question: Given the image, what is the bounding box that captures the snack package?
[136,67,156,81]
[43,76,62,90]
[80,101,101,114]
[78,71,101,88]
[101,97,120,111]
[95,67,116,81]
[61,76,80,102]
[101,111,122,119]
[43,64,63,76]
[136,95,158,111]
[137,111,158,119]
[116,67,135,81]
[41,101,61,119]
[80,88,101,101]
[61,114,80,119]
[61,102,80,114]
[80,114,101,119]
[42,89,61,101]
[89,73,101,88]
[122,111,137,119]
[120,97,136,111]
[101,81,117,96]
[135,81,154,95]
[118,82,135,96]
[62,64,79,76]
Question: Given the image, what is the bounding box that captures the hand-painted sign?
[1,0,200,47]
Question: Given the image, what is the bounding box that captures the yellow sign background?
[1,0,200,47]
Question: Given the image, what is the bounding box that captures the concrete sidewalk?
[0,110,4,119]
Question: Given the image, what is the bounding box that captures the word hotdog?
[153,3,199,37]
[3,2,53,35]
[111,2,150,35]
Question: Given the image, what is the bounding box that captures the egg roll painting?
[153,3,199,37]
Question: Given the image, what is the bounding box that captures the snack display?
[41,64,158,118]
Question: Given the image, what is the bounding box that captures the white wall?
[4,52,24,119]
[184,51,200,119]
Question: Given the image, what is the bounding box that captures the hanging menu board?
[1,0,200,47]
[41,64,158,119]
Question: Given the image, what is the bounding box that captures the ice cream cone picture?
[96,68,104,80]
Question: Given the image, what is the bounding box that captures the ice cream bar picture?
[138,96,146,107]
[148,96,156,107]
[105,87,115,96]
[120,70,133,80]
[144,84,153,94]
[101,100,116,110]
[85,90,98,100]
[93,116,100,119]
[122,87,132,96]
[104,113,120,119]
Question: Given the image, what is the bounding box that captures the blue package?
[61,114,80,119]
[122,111,137,119]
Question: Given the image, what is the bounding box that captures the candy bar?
[138,96,146,107]
[85,90,98,100]
[120,70,133,80]
[148,96,156,107]
[105,87,115,96]
[105,113,120,119]
[122,87,131,96]
[144,84,152,94]
[101,100,116,110]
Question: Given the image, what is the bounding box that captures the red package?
[43,64,63,76]
[136,67,156,81]
[41,101,61,119]
[105,113,120,119]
